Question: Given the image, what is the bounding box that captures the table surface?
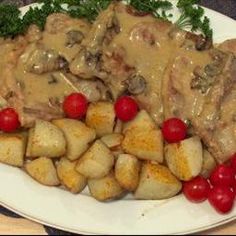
[0,0,236,235]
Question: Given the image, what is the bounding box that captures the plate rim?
[1,3,236,235]
[1,200,236,235]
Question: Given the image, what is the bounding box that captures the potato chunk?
[26,120,66,158]
[101,134,123,150]
[200,150,217,178]
[165,136,203,181]
[85,102,115,137]
[122,110,163,162]
[123,110,156,133]
[115,154,141,191]
[56,158,87,193]
[0,134,26,167]
[88,172,124,201]
[76,140,114,179]
[134,162,182,200]
[25,157,60,186]
[52,119,96,161]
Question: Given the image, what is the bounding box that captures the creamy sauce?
[220,87,236,123]
[163,48,212,121]
[42,20,90,62]
[105,7,186,124]
[15,44,78,107]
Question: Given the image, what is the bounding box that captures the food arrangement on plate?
[0,0,236,215]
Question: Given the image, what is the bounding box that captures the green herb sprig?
[175,0,213,38]
[0,0,212,39]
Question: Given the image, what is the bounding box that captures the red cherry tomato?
[230,154,236,173]
[63,93,88,119]
[114,96,138,122]
[0,108,20,133]
[183,176,210,203]
[209,164,235,187]
[208,186,235,214]
[232,180,236,196]
[162,118,187,143]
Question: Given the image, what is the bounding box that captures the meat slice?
[70,3,192,124]
[42,13,91,63]
[0,15,105,128]
[163,39,236,163]
[70,3,118,79]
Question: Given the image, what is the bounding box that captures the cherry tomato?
[232,180,236,196]
[230,153,236,173]
[183,176,210,203]
[63,93,88,119]
[162,118,187,143]
[114,96,138,122]
[209,164,235,187]
[0,108,20,133]
[208,186,235,214]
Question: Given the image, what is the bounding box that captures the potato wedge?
[88,172,124,201]
[200,150,217,178]
[56,158,87,193]
[25,157,60,186]
[85,102,115,137]
[165,136,203,181]
[134,162,182,200]
[122,110,163,162]
[115,154,141,191]
[26,120,66,158]
[0,133,26,167]
[101,134,123,150]
[123,110,156,133]
[52,119,96,161]
[76,140,114,179]
[122,129,163,163]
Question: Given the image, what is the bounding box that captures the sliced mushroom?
[66,30,84,48]
[25,48,68,74]
[185,33,212,51]
[195,36,213,51]
[126,75,146,95]
[204,63,222,77]
[191,67,216,93]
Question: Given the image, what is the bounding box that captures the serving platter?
[1,3,236,235]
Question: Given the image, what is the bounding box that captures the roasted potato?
[200,149,217,178]
[0,133,26,167]
[52,119,96,161]
[25,157,60,186]
[85,102,116,137]
[56,158,87,193]
[115,154,141,192]
[88,171,124,201]
[134,162,182,200]
[76,140,114,179]
[26,120,66,158]
[122,110,163,162]
[101,134,123,150]
[123,110,156,133]
[165,136,203,181]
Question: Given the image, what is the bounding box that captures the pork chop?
[70,2,210,125]
[163,38,236,163]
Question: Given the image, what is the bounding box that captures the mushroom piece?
[66,30,85,48]
[25,48,68,74]
[185,33,213,51]
[126,74,146,95]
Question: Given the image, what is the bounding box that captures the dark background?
[0,0,235,235]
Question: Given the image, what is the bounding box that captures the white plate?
[1,4,236,235]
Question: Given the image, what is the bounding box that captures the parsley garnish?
[0,0,212,39]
